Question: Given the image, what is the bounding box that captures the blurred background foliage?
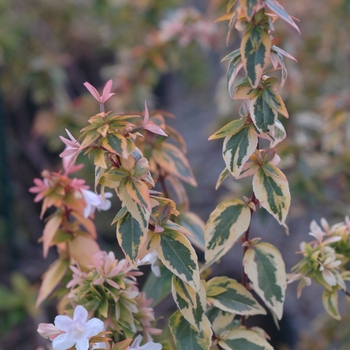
[0,0,350,349]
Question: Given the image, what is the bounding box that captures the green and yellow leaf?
[262,87,289,118]
[153,142,197,187]
[157,229,200,292]
[240,0,265,21]
[241,26,271,88]
[215,168,231,190]
[117,212,147,267]
[102,133,133,159]
[169,310,212,350]
[209,118,245,140]
[250,93,277,134]
[205,307,236,336]
[172,276,206,331]
[118,185,150,232]
[243,242,286,320]
[219,329,273,350]
[253,166,290,224]
[179,211,206,252]
[227,55,244,96]
[223,124,258,179]
[206,276,266,316]
[322,290,341,320]
[205,199,251,266]
[124,178,151,212]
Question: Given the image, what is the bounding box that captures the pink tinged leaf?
[106,278,121,289]
[84,82,101,102]
[143,101,150,124]
[101,79,115,103]
[43,215,62,258]
[143,123,168,136]
[265,0,300,34]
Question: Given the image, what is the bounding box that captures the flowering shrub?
[29,1,348,349]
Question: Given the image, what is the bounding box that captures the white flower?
[38,305,104,350]
[130,335,162,350]
[81,189,113,218]
[138,250,161,277]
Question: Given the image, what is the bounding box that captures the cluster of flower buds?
[288,217,350,319]
[66,251,161,342]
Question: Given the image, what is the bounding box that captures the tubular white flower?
[130,335,162,350]
[81,190,113,218]
[37,306,104,350]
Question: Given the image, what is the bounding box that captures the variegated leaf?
[102,133,133,159]
[265,0,300,34]
[262,87,289,118]
[205,199,251,266]
[322,290,341,320]
[215,167,231,190]
[240,0,265,21]
[243,242,286,320]
[206,276,266,316]
[117,212,147,267]
[219,329,274,350]
[270,120,286,147]
[36,258,69,307]
[179,212,206,252]
[172,276,206,331]
[118,185,150,232]
[227,56,244,97]
[157,229,200,292]
[250,93,277,134]
[169,310,212,350]
[223,124,258,179]
[209,118,245,140]
[153,142,197,187]
[205,307,236,336]
[221,47,241,62]
[253,166,290,224]
[124,178,151,212]
[68,235,100,270]
[241,26,271,88]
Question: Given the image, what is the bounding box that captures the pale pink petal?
[37,323,61,340]
[84,82,101,102]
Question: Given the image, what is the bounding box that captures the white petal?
[75,336,89,350]
[84,318,105,338]
[54,315,73,331]
[52,333,76,350]
[130,335,143,348]
[73,305,89,323]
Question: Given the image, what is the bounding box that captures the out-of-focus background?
[1,0,350,349]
